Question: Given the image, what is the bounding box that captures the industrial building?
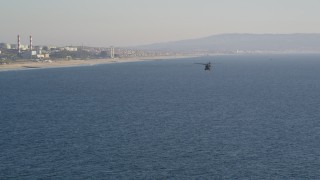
[0,43,11,49]
[60,47,78,51]
[21,51,37,59]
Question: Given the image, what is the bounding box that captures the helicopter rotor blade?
[194,63,207,65]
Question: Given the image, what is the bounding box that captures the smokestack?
[17,35,21,53]
[29,35,33,51]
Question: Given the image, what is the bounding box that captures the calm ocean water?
[1,54,320,179]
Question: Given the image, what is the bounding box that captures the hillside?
[136,34,320,53]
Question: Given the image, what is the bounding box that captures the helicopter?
[195,62,212,71]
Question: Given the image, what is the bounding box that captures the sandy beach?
[0,56,195,72]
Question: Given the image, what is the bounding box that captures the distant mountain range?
[136,34,320,53]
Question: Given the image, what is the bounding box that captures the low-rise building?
[60,47,78,51]
[21,51,37,59]
[36,54,44,59]
[20,45,29,51]
[10,44,28,51]
[35,53,50,59]
[34,46,43,54]
[11,44,18,49]
[0,43,11,49]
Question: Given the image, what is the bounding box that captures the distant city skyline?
[1,0,320,47]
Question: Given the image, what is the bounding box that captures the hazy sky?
[1,0,320,47]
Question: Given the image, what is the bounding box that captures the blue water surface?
[1,54,320,179]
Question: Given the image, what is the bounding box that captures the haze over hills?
[136,34,320,53]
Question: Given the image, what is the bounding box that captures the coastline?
[0,55,196,72]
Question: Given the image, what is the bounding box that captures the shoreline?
[0,55,197,72]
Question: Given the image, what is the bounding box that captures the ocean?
[1,54,320,179]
